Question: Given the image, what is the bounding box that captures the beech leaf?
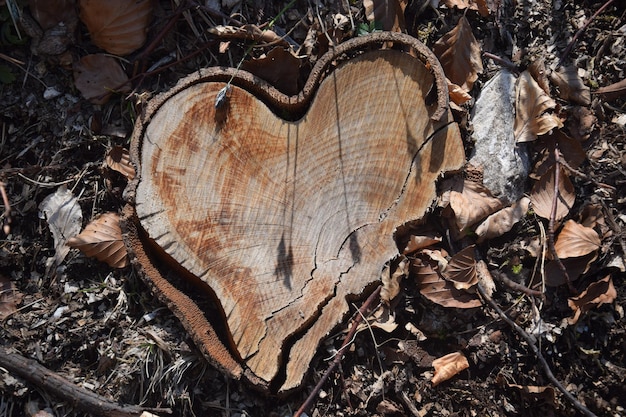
[434,16,483,92]
[568,275,616,324]
[431,352,470,386]
[73,54,130,105]
[514,71,562,142]
[448,179,503,231]
[105,146,135,180]
[554,220,601,259]
[550,65,591,105]
[380,258,408,304]
[441,0,490,16]
[545,252,597,287]
[530,165,575,221]
[448,79,473,105]
[79,0,153,56]
[475,197,530,242]
[403,234,442,254]
[38,186,83,272]
[363,0,407,32]
[413,258,482,309]
[442,246,478,290]
[68,212,129,268]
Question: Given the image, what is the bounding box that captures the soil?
[1,1,625,417]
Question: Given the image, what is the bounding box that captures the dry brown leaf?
[434,16,483,92]
[68,212,129,268]
[448,79,472,105]
[530,165,575,221]
[0,274,22,320]
[448,179,503,231]
[534,132,586,177]
[403,233,442,254]
[579,203,605,230]
[208,24,286,46]
[431,351,470,386]
[366,304,398,333]
[554,220,601,259]
[241,47,301,96]
[412,258,482,308]
[545,252,597,287]
[73,54,130,105]
[514,71,562,143]
[30,0,76,30]
[475,197,530,242]
[441,0,490,16]
[568,275,616,324]
[442,246,478,290]
[380,258,408,304]
[105,146,135,180]
[507,384,556,404]
[79,0,153,55]
[363,0,407,32]
[595,78,626,101]
[550,65,591,106]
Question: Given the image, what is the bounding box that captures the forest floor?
[1,1,625,416]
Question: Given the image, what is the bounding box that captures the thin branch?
[293,285,382,417]
[0,346,172,417]
[476,284,598,417]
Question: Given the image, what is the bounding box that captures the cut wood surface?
[125,34,464,392]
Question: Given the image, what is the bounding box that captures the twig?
[0,346,172,417]
[483,51,519,73]
[558,0,616,66]
[491,269,543,298]
[476,284,598,417]
[0,181,11,235]
[547,147,577,294]
[293,285,382,417]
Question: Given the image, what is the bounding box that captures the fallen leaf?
[507,384,556,405]
[0,274,22,320]
[554,220,601,259]
[79,0,153,55]
[412,258,482,308]
[434,16,483,92]
[568,275,616,324]
[514,71,562,143]
[105,146,135,180]
[448,179,503,231]
[545,252,597,287]
[380,258,408,304]
[534,132,587,178]
[550,65,591,105]
[595,77,626,101]
[441,0,490,16]
[448,79,472,105]
[403,233,442,254]
[73,54,130,105]
[475,197,530,242]
[208,24,286,45]
[431,351,469,386]
[442,246,478,290]
[241,47,301,96]
[38,186,83,272]
[366,304,398,333]
[530,165,575,221]
[68,212,129,268]
[579,203,605,230]
[29,0,76,30]
[363,0,407,32]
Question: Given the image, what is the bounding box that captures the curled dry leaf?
[403,233,442,254]
[475,197,530,242]
[568,275,616,324]
[448,79,472,105]
[545,252,597,287]
[448,179,503,231]
[441,0,490,16]
[363,0,407,32]
[73,54,130,105]
[514,71,562,143]
[442,246,478,290]
[79,0,153,55]
[380,258,408,304]
[595,77,626,101]
[530,165,575,221]
[0,274,22,320]
[412,257,482,309]
[68,212,129,268]
[433,16,483,92]
[550,65,591,106]
[241,47,301,96]
[554,220,601,259]
[431,351,470,386]
[105,146,135,180]
[507,384,556,405]
[208,24,286,46]
[30,0,77,30]
[38,186,82,272]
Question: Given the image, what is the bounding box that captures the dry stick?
[293,286,382,417]
[491,269,543,298]
[547,148,577,295]
[0,181,11,234]
[558,0,616,66]
[476,284,597,417]
[0,346,172,417]
[482,51,519,73]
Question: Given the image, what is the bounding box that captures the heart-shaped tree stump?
[123,32,465,392]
